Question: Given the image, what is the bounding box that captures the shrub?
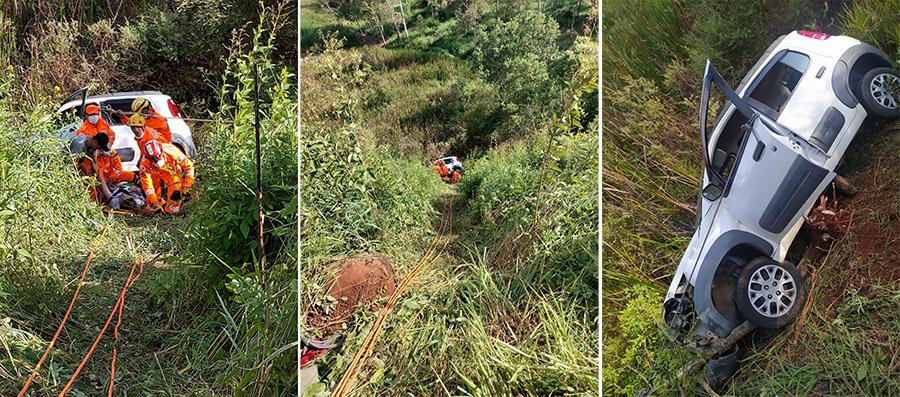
[183,21,298,394]
[473,9,566,136]
[602,285,695,396]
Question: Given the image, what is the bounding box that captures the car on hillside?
[57,88,196,171]
[433,156,465,184]
[437,156,464,173]
[663,31,899,347]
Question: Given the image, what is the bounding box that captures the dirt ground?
[309,253,397,332]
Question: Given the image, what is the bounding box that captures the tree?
[473,10,564,129]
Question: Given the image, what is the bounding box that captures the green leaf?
[240,221,250,238]
[302,382,325,397]
[369,368,384,385]
[856,366,866,381]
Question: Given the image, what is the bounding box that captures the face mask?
[88,115,100,124]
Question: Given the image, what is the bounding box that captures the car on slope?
[663,31,899,347]
[438,156,464,173]
[57,88,197,171]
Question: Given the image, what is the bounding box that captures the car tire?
[735,257,805,329]
[858,67,900,119]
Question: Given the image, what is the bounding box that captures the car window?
[747,51,810,115]
[103,99,146,126]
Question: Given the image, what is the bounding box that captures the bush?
[473,9,567,137]
[602,286,695,396]
[186,22,298,394]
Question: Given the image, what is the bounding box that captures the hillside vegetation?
[301,1,598,395]
[602,0,899,395]
[0,2,297,395]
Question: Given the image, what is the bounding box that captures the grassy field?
[602,0,899,395]
[301,1,598,395]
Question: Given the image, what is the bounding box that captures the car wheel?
[859,67,900,119]
[735,257,805,329]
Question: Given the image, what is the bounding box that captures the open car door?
[699,61,835,254]
[61,87,89,119]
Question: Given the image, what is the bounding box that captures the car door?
[700,62,835,247]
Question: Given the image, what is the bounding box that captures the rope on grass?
[107,259,144,397]
[331,198,455,397]
[17,225,110,397]
[58,256,143,397]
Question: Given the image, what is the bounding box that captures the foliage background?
[301,0,599,395]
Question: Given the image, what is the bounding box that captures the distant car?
[438,156,464,173]
[433,156,464,184]
[57,88,197,171]
[663,31,899,346]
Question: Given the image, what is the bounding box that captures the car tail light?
[167,99,182,118]
[797,31,829,40]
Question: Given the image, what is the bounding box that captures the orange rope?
[107,260,143,397]
[331,199,455,397]
[17,226,109,397]
[58,257,142,397]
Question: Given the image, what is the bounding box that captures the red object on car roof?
[797,31,830,40]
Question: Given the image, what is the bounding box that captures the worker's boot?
[163,200,182,214]
[163,187,184,214]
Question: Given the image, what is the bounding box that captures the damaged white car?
[663,30,898,350]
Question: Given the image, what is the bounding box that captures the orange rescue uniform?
[136,126,166,151]
[94,150,135,184]
[138,143,195,213]
[122,110,171,143]
[76,118,116,143]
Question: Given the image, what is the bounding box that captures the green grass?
[300,0,373,51]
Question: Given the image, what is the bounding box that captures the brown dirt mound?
[323,253,396,331]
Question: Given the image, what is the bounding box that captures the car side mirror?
[702,183,723,201]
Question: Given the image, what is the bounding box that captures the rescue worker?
[76,103,116,143]
[92,133,135,202]
[76,104,115,176]
[122,98,173,143]
[138,140,195,214]
[448,169,461,184]
[433,160,450,183]
[128,114,164,150]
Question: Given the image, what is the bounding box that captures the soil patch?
[322,253,397,331]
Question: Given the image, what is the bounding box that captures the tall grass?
[185,18,298,395]
[840,0,900,63]
[0,6,298,395]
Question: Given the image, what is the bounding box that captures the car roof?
[59,91,168,112]
[776,31,860,59]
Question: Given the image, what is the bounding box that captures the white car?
[58,89,197,171]
[663,31,898,347]
[437,156,464,173]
